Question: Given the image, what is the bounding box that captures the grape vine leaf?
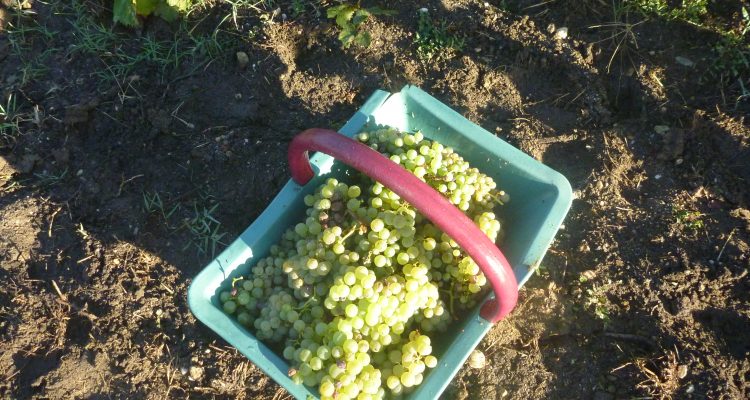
[135,0,159,16]
[113,0,139,27]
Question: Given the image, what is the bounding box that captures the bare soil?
[1,1,749,399]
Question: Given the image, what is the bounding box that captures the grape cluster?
[220,128,508,399]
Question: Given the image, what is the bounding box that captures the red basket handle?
[288,128,518,323]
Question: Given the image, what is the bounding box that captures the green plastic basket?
[187,86,572,399]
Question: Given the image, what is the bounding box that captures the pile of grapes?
[220,128,508,399]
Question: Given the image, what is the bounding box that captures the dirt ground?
[1,0,749,399]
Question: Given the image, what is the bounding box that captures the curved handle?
[288,128,518,323]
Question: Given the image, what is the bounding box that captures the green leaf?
[338,28,355,48]
[351,9,370,26]
[113,0,139,27]
[135,0,159,16]
[354,30,371,47]
[335,6,357,28]
[327,4,347,19]
[166,0,192,12]
[154,1,179,22]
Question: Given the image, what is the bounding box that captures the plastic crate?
[187,86,572,399]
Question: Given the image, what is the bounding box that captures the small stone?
[677,364,688,379]
[581,270,596,280]
[188,366,204,381]
[468,350,486,369]
[655,174,662,180]
[654,125,670,134]
[554,27,568,40]
[685,384,695,394]
[675,56,695,67]
[236,51,250,69]
[547,23,556,34]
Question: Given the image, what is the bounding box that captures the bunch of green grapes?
[219,127,508,399]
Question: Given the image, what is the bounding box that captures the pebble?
[468,350,486,369]
[686,384,695,394]
[236,51,250,69]
[188,366,204,381]
[554,27,568,40]
[675,56,695,67]
[677,364,688,379]
[581,270,596,280]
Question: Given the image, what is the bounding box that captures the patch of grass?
[52,0,242,93]
[34,168,69,187]
[0,94,22,148]
[5,6,60,85]
[710,7,750,102]
[143,190,227,257]
[67,1,118,56]
[143,191,180,224]
[182,203,227,257]
[290,0,306,17]
[67,1,195,85]
[629,0,708,25]
[620,2,749,96]
[673,207,704,231]
[588,1,646,73]
[414,9,464,61]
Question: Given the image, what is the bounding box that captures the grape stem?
[487,192,506,206]
[294,296,318,313]
[340,222,361,241]
[231,277,243,288]
[439,286,456,318]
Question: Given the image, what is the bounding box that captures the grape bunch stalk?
[220,127,509,399]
